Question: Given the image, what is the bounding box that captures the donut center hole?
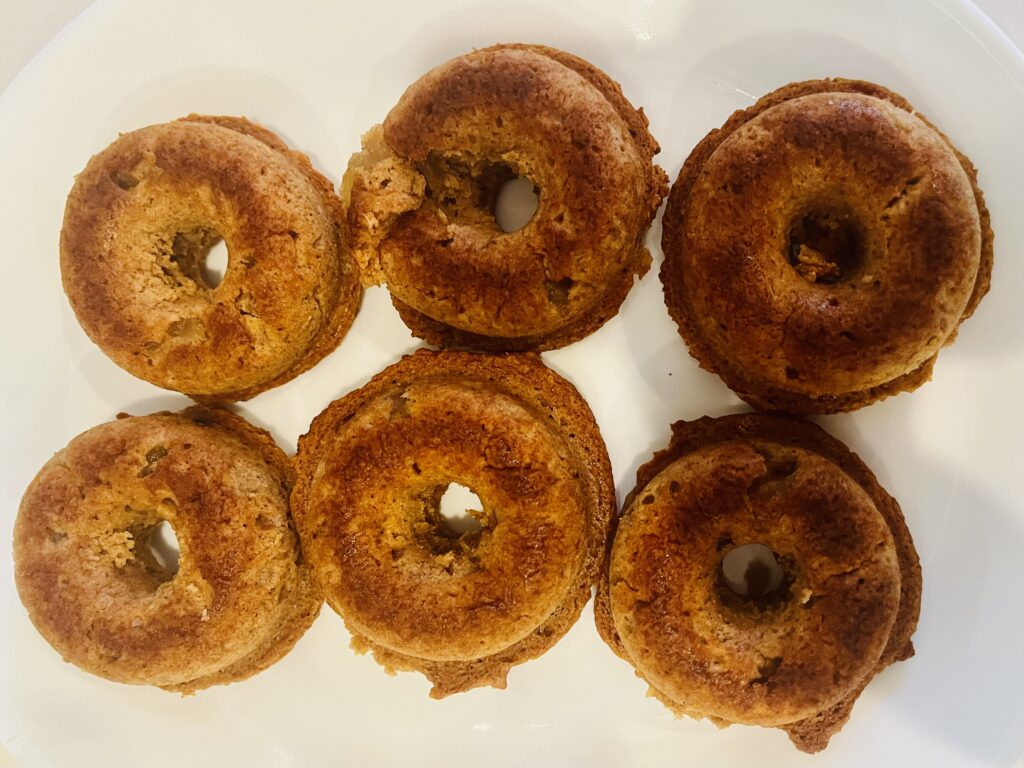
[201,239,229,287]
[476,162,539,232]
[788,210,863,284]
[438,483,486,535]
[493,175,540,233]
[420,154,539,233]
[171,228,228,289]
[138,520,180,582]
[721,543,785,600]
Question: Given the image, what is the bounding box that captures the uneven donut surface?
[292,349,614,696]
[660,79,993,413]
[61,115,361,400]
[594,414,921,753]
[13,407,321,692]
[343,44,668,351]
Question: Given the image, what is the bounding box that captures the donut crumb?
[752,656,783,685]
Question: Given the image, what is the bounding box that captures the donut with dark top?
[342,44,667,351]
[660,79,992,413]
[594,413,921,753]
[292,349,614,696]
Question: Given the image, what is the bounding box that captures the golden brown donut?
[292,349,614,696]
[594,414,921,752]
[342,44,668,351]
[13,407,321,692]
[661,79,993,413]
[61,115,361,401]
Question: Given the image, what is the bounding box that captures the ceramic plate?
[1,0,1023,765]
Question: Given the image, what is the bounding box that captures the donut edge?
[659,78,993,414]
[593,413,921,752]
[292,348,615,697]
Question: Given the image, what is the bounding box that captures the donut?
[660,79,993,413]
[292,349,614,696]
[594,414,921,752]
[60,115,361,401]
[342,44,668,351]
[13,407,321,692]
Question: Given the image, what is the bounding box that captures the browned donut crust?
[342,44,668,352]
[292,349,614,696]
[594,414,921,752]
[61,115,361,401]
[13,407,322,692]
[661,79,993,413]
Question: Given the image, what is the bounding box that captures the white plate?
[2,0,1023,765]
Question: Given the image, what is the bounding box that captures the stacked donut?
[60,115,362,401]
[14,44,992,754]
[342,44,667,351]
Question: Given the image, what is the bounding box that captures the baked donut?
[595,414,921,752]
[13,407,321,692]
[61,115,361,401]
[342,44,668,351]
[292,349,614,696]
[661,79,993,413]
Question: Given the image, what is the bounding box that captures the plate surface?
[1,0,1023,765]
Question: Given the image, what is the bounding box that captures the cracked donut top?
[660,79,993,413]
[594,414,921,753]
[342,44,667,351]
[13,407,321,692]
[60,115,361,401]
[291,349,614,697]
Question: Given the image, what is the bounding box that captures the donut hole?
[438,483,486,536]
[170,227,228,289]
[410,482,492,569]
[493,175,540,233]
[788,209,864,284]
[420,154,539,233]
[720,543,786,603]
[201,239,229,287]
[137,520,180,584]
[476,162,540,232]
